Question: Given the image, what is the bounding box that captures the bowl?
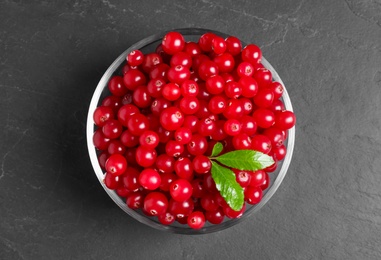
[86,28,295,234]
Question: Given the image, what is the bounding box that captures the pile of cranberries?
[92,31,296,230]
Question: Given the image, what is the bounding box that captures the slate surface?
[1,0,381,259]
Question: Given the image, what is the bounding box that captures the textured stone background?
[1,0,381,259]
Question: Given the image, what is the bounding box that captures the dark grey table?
[1,0,380,259]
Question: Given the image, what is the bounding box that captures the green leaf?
[215,150,274,171]
[210,142,223,157]
[211,161,244,211]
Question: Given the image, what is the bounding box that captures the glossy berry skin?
[251,134,272,154]
[93,106,114,127]
[232,133,252,150]
[205,208,225,224]
[198,60,219,81]
[236,62,254,77]
[167,65,191,85]
[213,53,235,73]
[107,140,126,155]
[170,51,192,68]
[245,186,263,205]
[162,31,185,55]
[139,130,159,149]
[122,167,141,191]
[168,198,194,218]
[165,140,184,157]
[225,36,242,56]
[193,155,211,174]
[272,144,287,161]
[123,69,146,91]
[142,53,163,73]
[135,146,157,167]
[206,75,225,95]
[158,212,176,225]
[169,179,193,202]
[160,107,185,131]
[159,172,177,191]
[108,76,128,97]
[104,172,121,190]
[274,110,296,130]
[126,191,144,209]
[155,154,175,174]
[120,130,139,147]
[239,76,258,98]
[180,80,199,97]
[252,108,275,129]
[117,104,139,127]
[263,127,284,147]
[174,127,192,144]
[102,119,123,139]
[105,154,127,176]
[187,211,205,229]
[208,95,227,114]
[254,68,272,88]
[127,113,150,135]
[184,41,202,56]
[268,81,284,100]
[198,32,215,52]
[223,99,244,119]
[133,86,152,108]
[197,117,216,136]
[127,50,144,66]
[179,96,200,115]
[269,98,284,112]
[151,97,171,116]
[212,36,226,54]
[139,168,161,190]
[249,170,267,187]
[144,192,168,216]
[233,169,252,187]
[174,157,194,180]
[241,44,262,64]
[225,81,242,99]
[149,63,169,81]
[224,119,241,136]
[254,88,274,108]
[101,95,122,113]
[162,83,181,101]
[187,134,208,156]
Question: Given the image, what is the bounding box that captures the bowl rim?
[86,28,295,234]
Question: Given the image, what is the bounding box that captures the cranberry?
[93,106,114,127]
[108,76,128,97]
[174,157,194,180]
[139,168,161,190]
[274,110,296,130]
[105,154,127,176]
[127,50,144,66]
[123,69,146,91]
[170,179,193,202]
[162,31,185,55]
[127,113,150,135]
[187,211,205,229]
[160,107,185,131]
[193,155,211,174]
[144,191,168,216]
[198,60,219,81]
[135,146,157,167]
[213,53,235,73]
[225,36,242,56]
[241,44,262,64]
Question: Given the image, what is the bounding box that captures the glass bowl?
[86,28,295,234]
